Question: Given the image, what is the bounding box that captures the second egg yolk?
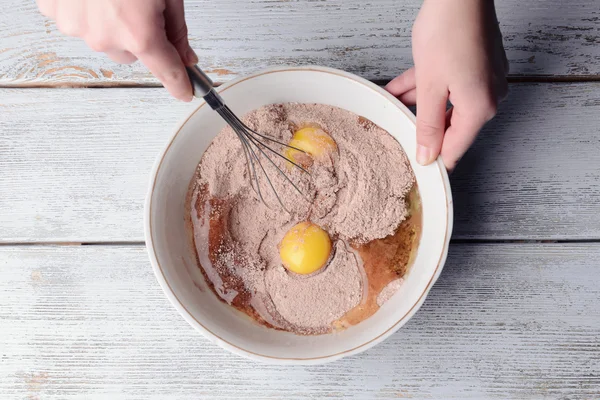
[285,126,337,167]
[279,221,332,275]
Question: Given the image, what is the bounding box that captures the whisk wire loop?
[187,65,310,211]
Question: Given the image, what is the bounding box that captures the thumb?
[415,83,448,165]
[164,0,197,65]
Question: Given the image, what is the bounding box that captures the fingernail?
[416,145,434,165]
[186,48,199,65]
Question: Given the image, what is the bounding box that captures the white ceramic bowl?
[145,66,453,365]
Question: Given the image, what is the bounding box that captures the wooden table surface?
[1,1,599,399]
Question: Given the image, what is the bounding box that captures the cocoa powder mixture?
[189,103,415,334]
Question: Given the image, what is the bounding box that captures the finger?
[398,88,416,106]
[55,0,87,37]
[85,0,117,52]
[106,50,138,64]
[164,0,197,65]
[36,0,57,18]
[415,82,448,165]
[135,34,193,101]
[385,67,416,96]
[440,105,487,171]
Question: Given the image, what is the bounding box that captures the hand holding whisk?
[186,65,309,212]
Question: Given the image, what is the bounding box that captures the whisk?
[186,65,309,211]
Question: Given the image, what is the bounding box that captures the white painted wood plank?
[0,0,598,86]
[0,88,188,243]
[1,83,599,242]
[0,243,598,399]
[452,82,600,239]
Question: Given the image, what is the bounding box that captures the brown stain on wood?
[205,68,235,76]
[35,52,57,67]
[2,80,157,88]
[100,69,114,79]
[44,66,99,79]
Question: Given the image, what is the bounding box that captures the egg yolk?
[285,126,337,167]
[279,221,332,275]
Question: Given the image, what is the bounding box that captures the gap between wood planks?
[1,75,600,89]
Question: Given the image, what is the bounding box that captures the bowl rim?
[144,65,453,364]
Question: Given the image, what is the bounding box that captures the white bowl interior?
[146,67,451,363]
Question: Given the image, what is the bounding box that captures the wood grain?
[1,83,599,242]
[452,82,600,239]
[1,0,599,87]
[0,243,598,399]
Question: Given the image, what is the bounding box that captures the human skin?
[385,0,509,170]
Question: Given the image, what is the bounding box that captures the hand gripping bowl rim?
[144,65,453,364]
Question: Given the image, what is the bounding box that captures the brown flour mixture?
[188,103,418,334]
